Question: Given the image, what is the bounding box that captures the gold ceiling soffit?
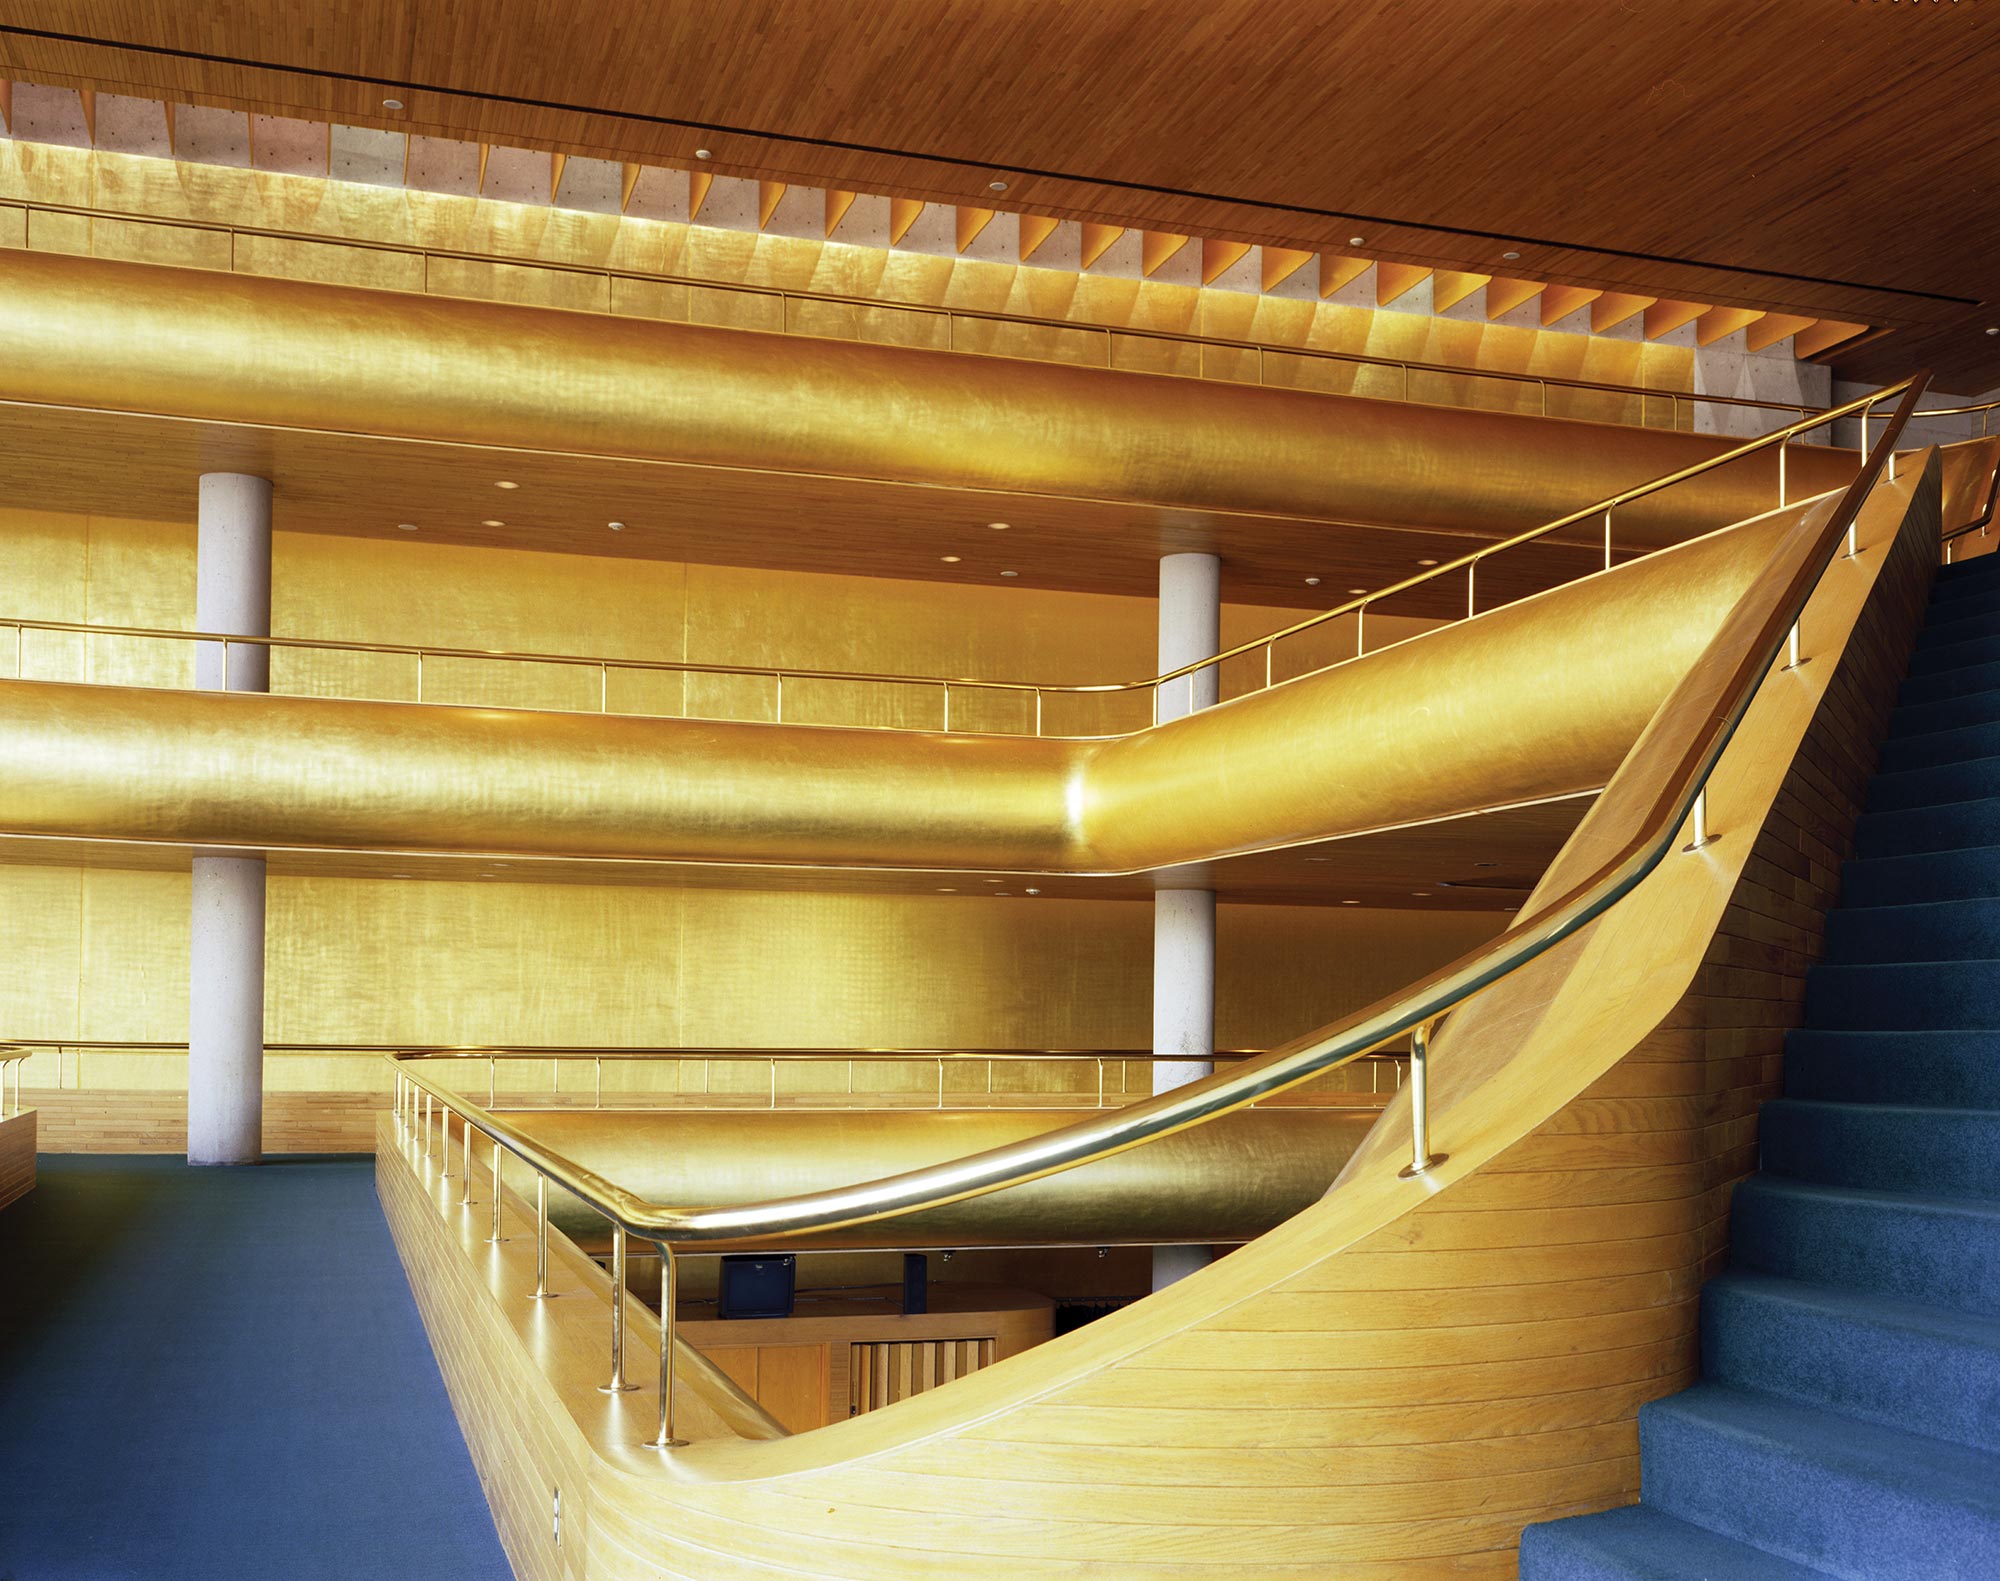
[0,504,1800,873]
[0,252,1855,542]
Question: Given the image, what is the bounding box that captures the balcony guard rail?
[7,387,1984,741]
[387,371,1925,1451]
[0,1045,27,1117]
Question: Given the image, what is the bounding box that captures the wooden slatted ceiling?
[3,2,1993,383]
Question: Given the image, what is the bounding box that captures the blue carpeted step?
[1519,1503,1838,1580]
[1824,896,2000,961]
[1730,1176,2000,1317]
[1930,560,2000,599]
[1806,958,2000,1030]
[1785,1029,2000,1107]
[1701,1273,2000,1455]
[1900,658,2000,707]
[1758,1098,2000,1198]
[1841,845,2000,906]
[1866,754,2000,812]
[1887,688,2000,742]
[1907,630,2000,678]
[1915,602,2000,653]
[1639,1384,2000,1578]
[1852,795,2000,858]
[1877,718,2000,774]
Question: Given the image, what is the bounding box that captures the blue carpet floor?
[0,1155,512,1581]
[1520,556,2000,1578]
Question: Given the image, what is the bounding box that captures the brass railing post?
[1685,788,1711,852]
[646,1243,687,1448]
[439,1097,453,1176]
[460,1115,475,1206]
[600,1225,639,1392]
[1397,1019,1447,1178]
[529,1175,553,1299]
[488,1141,506,1242]
[423,1092,433,1161]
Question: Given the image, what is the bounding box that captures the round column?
[188,473,271,1165]
[1153,552,1220,1289]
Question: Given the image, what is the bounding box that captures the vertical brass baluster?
[1396,1020,1447,1178]
[646,1245,686,1448]
[599,1226,638,1392]
[488,1142,505,1242]
[528,1176,552,1300]
[460,1116,474,1206]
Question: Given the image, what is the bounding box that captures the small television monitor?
[718,1253,796,1319]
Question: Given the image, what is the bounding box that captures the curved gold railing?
[0,195,1827,430]
[387,373,1923,1448]
[3,382,1953,740]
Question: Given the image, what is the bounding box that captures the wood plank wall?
[0,1109,36,1209]
[23,1090,381,1153]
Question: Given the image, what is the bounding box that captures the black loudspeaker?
[902,1252,928,1315]
[718,1253,796,1319]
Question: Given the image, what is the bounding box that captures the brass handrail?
[0,383,1919,739]
[0,194,1825,426]
[0,1045,26,1117]
[388,374,1923,1449]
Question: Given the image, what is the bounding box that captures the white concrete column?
[1153,552,1220,1289]
[188,473,271,1165]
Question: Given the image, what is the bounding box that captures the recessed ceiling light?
[482,518,504,527]
[381,98,404,111]
[1348,236,1366,247]
[396,522,418,531]
[1411,891,1430,897]
[935,887,957,893]
[1502,250,1521,261]
[694,148,712,160]
[1988,327,1999,336]
[1347,586,1367,595]
[1000,569,1020,577]
[941,554,962,563]
[983,878,1003,883]
[989,179,1009,192]
[495,480,519,490]
[1417,558,1438,566]
[988,521,1010,530]
[994,891,1012,897]
[1304,576,1321,586]
[608,521,625,531]
[391,873,413,879]
[1024,887,1041,895]
[1341,899,1359,905]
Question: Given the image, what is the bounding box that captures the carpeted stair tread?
[1840,844,2000,906]
[1886,687,2000,742]
[1865,752,2000,812]
[1907,629,2000,677]
[1806,957,2000,1031]
[1823,895,2000,961]
[1900,657,2000,707]
[1877,717,2000,774]
[1854,793,2000,857]
[1758,1098,2000,1197]
[1729,1176,2000,1316]
[1914,599,2000,652]
[1701,1272,2000,1454]
[1518,1504,1839,1581]
[1638,1384,2000,1578]
[1785,1029,2000,1106]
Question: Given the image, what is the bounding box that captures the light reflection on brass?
[0,251,1854,543]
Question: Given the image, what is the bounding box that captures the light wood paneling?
[0,1109,35,1209]
[25,1089,381,1152]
